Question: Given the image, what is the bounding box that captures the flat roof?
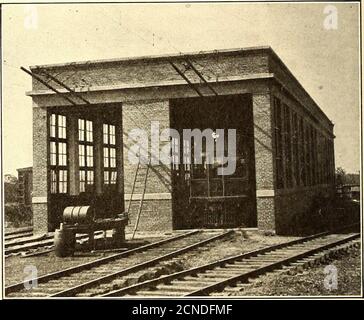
[28,45,333,127]
[17,166,33,172]
[30,46,272,70]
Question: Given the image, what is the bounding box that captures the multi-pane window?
[183,139,191,181]
[324,137,331,184]
[309,126,316,186]
[78,119,94,193]
[49,114,68,194]
[312,127,317,186]
[274,98,284,189]
[292,112,300,186]
[103,124,117,186]
[283,104,292,188]
[299,117,306,186]
[318,133,324,184]
[171,137,179,170]
[183,139,191,171]
[328,139,334,184]
[304,122,311,186]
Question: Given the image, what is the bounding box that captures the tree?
[335,167,346,186]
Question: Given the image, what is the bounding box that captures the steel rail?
[186,233,359,296]
[50,230,233,297]
[103,224,359,297]
[5,232,34,242]
[5,231,107,255]
[4,227,33,237]
[5,230,199,295]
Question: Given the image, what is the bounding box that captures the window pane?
[59,170,67,193]
[79,170,85,192]
[111,171,117,184]
[103,124,108,144]
[79,155,85,168]
[86,120,93,142]
[59,142,66,154]
[59,142,67,165]
[50,142,56,166]
[104,148,109,167]
[80,170,85,181]
[78,119,84,130]
[87,145,93,157]
[111,158,116,168]
[104,171,109,184]
[51,114,56,125]
[79,144,85,156]
[50,114,56,137]
[78,119,85,141]
[50,125,56,138]
[58,115,67,139]
[50,170,57,193]
[87,155,93,167]
[51,154,57,166]
[58,115,64,127]
[50,141,56,153]
[87,170,94,184]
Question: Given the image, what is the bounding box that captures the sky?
[1,2,360,175]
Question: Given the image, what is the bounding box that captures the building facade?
[17,167,33,208]
[27,46,335,235]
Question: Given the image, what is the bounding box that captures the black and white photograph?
[0,1,362,302]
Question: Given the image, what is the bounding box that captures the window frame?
[273,97,284,189]
[103,123,118,187]
[78,118,95,193]
[49,113,68,194]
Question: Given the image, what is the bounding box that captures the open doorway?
[170,94,257,229]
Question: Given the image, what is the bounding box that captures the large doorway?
[170,94,257,229]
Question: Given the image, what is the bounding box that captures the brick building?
[26,46,335,235]
[17,167,33,208]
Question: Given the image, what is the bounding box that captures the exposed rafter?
[184,58,218,96]
[21,67,78,106]
[168,61,204,97]
[36,69,91,105]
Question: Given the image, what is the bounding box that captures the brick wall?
[32,106,49,234]
[275,185,335,235]
[269,85,336,235]
[31,51,270,91]
[122,100,173,231]
[125,199,172,233]
[252,92,276,232]
[269,54,333,132]
[29,48,336,236]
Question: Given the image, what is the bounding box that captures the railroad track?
[5,227,33,242]
[102,230,360,297]
[4,230,109,258]
[6,230,233,297]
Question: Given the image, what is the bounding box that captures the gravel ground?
[5,231,298,288]
[4,236,165,287]
[218,247,362,297]
[176,231,300,269]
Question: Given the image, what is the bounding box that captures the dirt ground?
[175,231,299,269]
[6,230,360,297]
[217,247,362,297]
[4,230,298,287]
[4,235,165,286]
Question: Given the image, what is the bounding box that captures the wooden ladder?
[127,155,151,240]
